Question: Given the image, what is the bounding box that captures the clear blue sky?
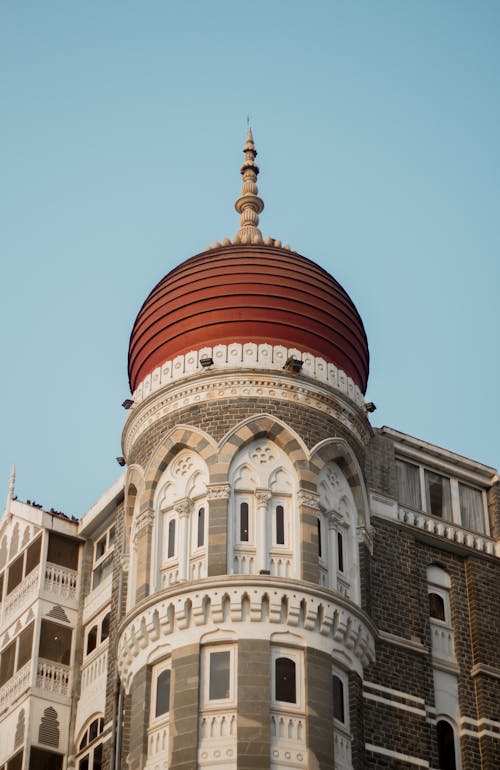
[1,1,499,517]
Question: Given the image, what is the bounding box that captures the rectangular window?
[155,669,171,718]
[0,572,4,603]
[95,535,107,560]
[39,620,72,665]
[7,555,23,594]
[396,460,421,509]
[425,470,452,519]
[25,536,42,575]
[0,641,16,686]
[92,554,113,589]
[6,751,23,770]
[276,505,285,545]
[197,507,205,548]
[459,483,485,533]
[337,532,344,573]
[47,532,79,570]
[167,519,176,558]
[240,502,249,542]
[332,674,345,723]
[17,623,34,670]
[29,748,63,770]
[209,650,230,700]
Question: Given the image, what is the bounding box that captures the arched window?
[101,613,110,642]
[86,626,97,655]
[167,519,176,559]
[332,674,345,723]
[436,720,456,770]
[77,716,104,770]
[229,439,297,578]
[337,531,344,573]
[275,657,296,703]
[429,592,446,621]
[155,669,171,718]
[240,502,249,542]
[197,506,205,548]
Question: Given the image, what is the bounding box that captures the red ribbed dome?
[128,244,369,393]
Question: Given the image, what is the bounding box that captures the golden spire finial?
[233,127,264,245]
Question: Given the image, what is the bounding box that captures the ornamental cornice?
[116,575,376,691]
[122,371,371,457]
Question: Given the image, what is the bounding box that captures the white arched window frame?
[271,646,304,712]
[317,462,360,604]
[152,451,209,590]
[228,439,298,578]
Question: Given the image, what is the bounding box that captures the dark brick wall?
[349,671,365,770]
[307,647,334,769]
[170,643,200,770]
[237,638,271,770]
[365,432,396,498]
[124,666,151,770]
[128,399,365,470]
[486,479,500,539]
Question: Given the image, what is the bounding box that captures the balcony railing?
[430,620,456,662]
[36,659,70,696]
[0,661,31,711]
[44,562,78,599]
[270,709,307,768]
[144,720,169,770]
[3,567,40,620]
[198,710,237,768]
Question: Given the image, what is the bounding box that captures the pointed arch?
[219,414,309,482]
[310,437,369,528]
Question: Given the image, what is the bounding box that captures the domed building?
[0,131,499,770]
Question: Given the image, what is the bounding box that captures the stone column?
[237,638,271,770]
[256,490,271,573]
[327,510,342,591]
[298,490,320,583]
[170,643,200,770]
[306,647,334,769]
[134,508,154,601]
[207,484,230,576]
[176,499,190,581]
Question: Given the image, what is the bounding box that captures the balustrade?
[44,562,78,598]
[144,720,169,770]
[270,710,307,769]
[334,728,353,770]
[198,710,237,768]
[4,567,39,619]
[81,648,108,691]
[270,554,292,578]
[36,659,70,695]
[0,661,31,709]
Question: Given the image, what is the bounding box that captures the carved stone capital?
[357,525,374,554]
[135,509,154,533]
[327,510,344,528]
[256,490,272,508]
[297,490,320,509]
[175,499,191,518]
[206,484,231,501]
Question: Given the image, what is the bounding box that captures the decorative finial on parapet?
[4,464,15,516]
[233,127,264,245]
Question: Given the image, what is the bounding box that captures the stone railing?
[36,659,70,696]
[144,720,169,770]
[44,562,78,599]
[81,647,108,691]
[270,554,293,579]
[232,549,257,575]
[270,710,307,768]
[334,728,353,770]
[398,507,495,556]
[336,576,350,599]
[189,555,206,581]
[132,343,364,409]
[430,620,455,662]
[198,710,237,768]
[0,660,31,711]
[161,565,180,587]
[3,567,40,620]
[117,576,376,690]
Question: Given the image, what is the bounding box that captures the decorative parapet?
[370,494,497,557]
[44,563,78,599]
[398,507,497,556]
[36,659,71,696]
[116,576,376,690]
[131,344,364,409]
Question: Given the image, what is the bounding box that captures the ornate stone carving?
[135,509,154,532]
[297,490,320,509]
[206,484,230,501]
[175,500,191,518]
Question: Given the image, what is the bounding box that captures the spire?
[233,128,264,245]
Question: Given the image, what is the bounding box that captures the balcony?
[44,562,78,599]
[36,659,71,696]
[0,660,31,712]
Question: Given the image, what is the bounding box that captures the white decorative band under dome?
[132,343,365,408]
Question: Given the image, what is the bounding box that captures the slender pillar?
[176,500,190,581]
[256,490,271,573]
